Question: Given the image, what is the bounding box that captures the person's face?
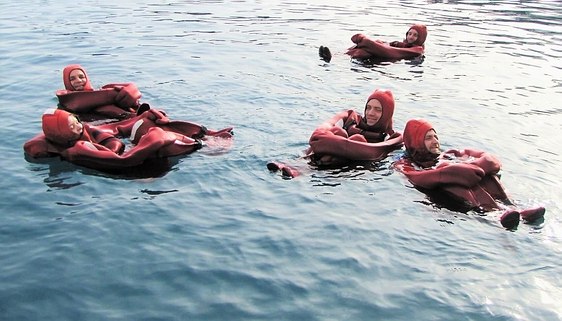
[424,129,440,154]
[365,99,383,126]
[406,28,419,44]
[67,115,83,139]
[69,69,87,90]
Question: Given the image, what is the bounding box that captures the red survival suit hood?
[63,64,93,91]
[361,89,395,135]
[403,118,439,167]
[407,24,427,47]
[42,108,80,146]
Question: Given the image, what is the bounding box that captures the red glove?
[351,34,366,44]
[114,83,141,108]
[145,108,169,125]
[102,137,125,154]
[388,132,401,140]
[90,129,125,154]
[470,153,502,175]
[330,126,348,138]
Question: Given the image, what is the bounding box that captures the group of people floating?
[24,64,233,172]
[24,24,545,229]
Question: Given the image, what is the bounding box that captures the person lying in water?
[24,108,233,171]
[319,23,427,62]
[393,118,545,229]
[55,64,143,119]
[267,89,403,177]
[306,88,402,166]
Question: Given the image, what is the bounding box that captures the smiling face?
[406,28,419,45]
[364,99,383,126]
[424,129,440,154]
[69,69,88,91]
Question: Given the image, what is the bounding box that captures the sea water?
[1,1,561,320]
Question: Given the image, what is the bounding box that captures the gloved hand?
[145,108,169,125]
[470,153,502,175]
[114,83,141,108]
[388,132,401,140]
[346,124,363,136]
[351,34,366,44]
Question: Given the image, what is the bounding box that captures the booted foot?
[136,103,151,115]
[500,210,520,229]
[267,162,299,178]
[281,165,299,178]
[520,206,545,222]
[267,162,282,172]
[319,46,332,63]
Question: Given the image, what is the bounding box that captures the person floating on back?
[306,89,403,167]
[319,24,427,63]
[393,118,545,229]
[24,108,234,173]
[267,89,403,178]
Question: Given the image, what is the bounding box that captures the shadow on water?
[413,185,474,214]
[308,159,394,187]
[25,154,180,188]
[351,54,425,67]
[311,158,393,174]
[348,55,426,82]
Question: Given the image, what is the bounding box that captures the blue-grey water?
[1,1,561,320]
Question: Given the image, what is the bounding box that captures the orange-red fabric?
[63,64,93,91]
[396,118,516,213]
[346,35,424,61]
[41,109,78,146]
[56,88,120,113]
[26,110,234,172]
[308,127,403,161]
[362,89,395,135]
[403,118,439,168]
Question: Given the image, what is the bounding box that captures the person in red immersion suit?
[24,108,233,172]
[267,89,402,177]
[306,89,402,166]
[63,64,94,91]
[394,118,546,229]
[389,24,427,48]
[56,64,143,119]
[319,24,427,62]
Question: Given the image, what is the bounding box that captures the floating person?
[23,108,234,173]
[393,118,545,229]
[268,89,403,177]
[55,64,143,120]
[319,24,427,63]
[307,89,403,166]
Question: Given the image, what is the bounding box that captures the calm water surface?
[1,1,561,320]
